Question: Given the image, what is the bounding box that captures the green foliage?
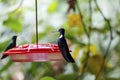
[3,8,23,33]
[0,40,10,52]
[41,76,55,80]
[3,16,22,33]
[0,0,120,80]
[48,0,58,13]
[0,60,13,74]
[105,78,120,80]
[72,63,79,72]
[0,0,9,3]
[24,62,53,80]
[115,41,120,54]
[56,73,76,80]
[0,0,16,3]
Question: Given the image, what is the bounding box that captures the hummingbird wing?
[5,42,14,51]
[1,41,16,59]
[58,40,70,62]
[58,37,75,63]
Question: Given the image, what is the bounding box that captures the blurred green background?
[0,0,120,80]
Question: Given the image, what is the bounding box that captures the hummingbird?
[57,28,75,63]
[1,35,17,59]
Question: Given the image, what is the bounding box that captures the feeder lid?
[3,44,61,55]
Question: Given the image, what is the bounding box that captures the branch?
[74,0,92,79]
[94,0,113,80]
[94,0,113,40]
[75,0,89,37]
[81,0,93,80]
[89,0,92,33]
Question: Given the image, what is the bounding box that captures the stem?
[89,0,92,34]
[94,0,113,40]
[75,0,92,79]
[75,0,89,38]
[94,0,113,79]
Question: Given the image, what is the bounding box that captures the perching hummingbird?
[57,28,75,63]
[1,35,17,59]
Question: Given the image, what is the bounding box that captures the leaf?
[3,17,22,33]
[72,46,81,59]
[0,0,9,3]
[115,41,120,53]
[86,54,104,74]
[48,0,58,13]
[41,62,53,76]
[0,40,10,53]
[56,73,76,80]
[72,63,79,72]
[41,76,55,80]
[84,44,97,55]
[84,54,108,76]
[105,78,120,80]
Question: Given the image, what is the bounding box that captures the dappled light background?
[0,0,120,80]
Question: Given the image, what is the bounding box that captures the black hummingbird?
[1,35,17,59]
[57,28,75,63]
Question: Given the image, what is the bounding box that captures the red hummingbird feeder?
[3,44,64,62]
[2,0,72,62]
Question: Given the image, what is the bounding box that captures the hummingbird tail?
[1,55,8,59]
